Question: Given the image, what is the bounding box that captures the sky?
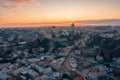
[0,0,120,27]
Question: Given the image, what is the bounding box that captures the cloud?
[0,13,3,15]
[0,0,36,9]
[84,19,120,26]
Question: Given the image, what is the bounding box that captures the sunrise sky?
[0,0,120,27]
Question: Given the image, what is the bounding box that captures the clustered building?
[0,25,120,80]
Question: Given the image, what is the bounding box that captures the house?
[43,67,53,75]
[0,71,11,80]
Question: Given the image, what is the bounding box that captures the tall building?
[71,23,75,31]
[71,23,75,28]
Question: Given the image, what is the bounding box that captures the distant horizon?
[0,18,120,28]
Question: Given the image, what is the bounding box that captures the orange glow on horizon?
[0,0,120,27]
[0,21,85,28]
